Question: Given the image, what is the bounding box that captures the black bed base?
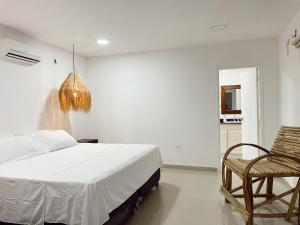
[0,169,160,225]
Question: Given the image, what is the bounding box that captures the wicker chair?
[221,126,300,225]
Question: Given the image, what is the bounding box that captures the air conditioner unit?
[0,39,41,65]
[292,36,300,49]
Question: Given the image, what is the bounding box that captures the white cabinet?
[220,130,228,154]
[220,124,242,154]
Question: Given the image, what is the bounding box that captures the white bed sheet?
[0,143,162,225]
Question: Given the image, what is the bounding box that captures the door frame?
[216,66,262,170]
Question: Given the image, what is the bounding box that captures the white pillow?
[0,136,49,163]
[29,130,77,152]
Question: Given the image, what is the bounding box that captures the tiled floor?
[126,168,298,225]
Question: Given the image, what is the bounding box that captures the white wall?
[0,25,279,168]
[86,39,279,168]
[219,70,242,86]
[279,9,300,186]
[240,68,258,159]
[0,24,89,137]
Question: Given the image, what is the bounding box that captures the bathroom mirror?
[221,85,241,114]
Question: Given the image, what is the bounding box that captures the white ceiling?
[0,0,299,57]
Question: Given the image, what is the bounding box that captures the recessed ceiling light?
[97,39,110,45]
[210,24,227,31]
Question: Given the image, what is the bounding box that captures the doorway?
[218,67,260,161]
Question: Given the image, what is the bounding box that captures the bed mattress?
[0,143,162,225]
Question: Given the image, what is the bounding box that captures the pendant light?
[59,44,91,112]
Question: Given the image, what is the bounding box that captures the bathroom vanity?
[220,123,242,154]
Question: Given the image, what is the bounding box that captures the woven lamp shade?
[59,71,91,112]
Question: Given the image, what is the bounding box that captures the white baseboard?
[162,164,217,171]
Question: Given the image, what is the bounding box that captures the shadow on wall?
[38,89,72,132]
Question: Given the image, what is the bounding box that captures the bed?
[0,133,162,225]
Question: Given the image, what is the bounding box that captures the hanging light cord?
[73,44,76,72]
[73,44,76,86]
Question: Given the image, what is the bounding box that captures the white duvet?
[0,143,162,225]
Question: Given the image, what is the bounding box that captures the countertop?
[220,123,242,125]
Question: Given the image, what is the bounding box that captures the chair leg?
[225,168,232,203]
[246,219,253,225]
[266,177,273,200]
[244,177,254,225]
[286,179,300,221]
[298,191,300,225]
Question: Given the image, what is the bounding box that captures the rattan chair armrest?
[222,143,269,165]
[244,153,300,179]
[241,153,300,194]
[242,153,300,201]
[221,143,269,186]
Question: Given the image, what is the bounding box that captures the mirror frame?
[221,85,242,114]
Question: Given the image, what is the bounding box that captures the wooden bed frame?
[0,169,161,225]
